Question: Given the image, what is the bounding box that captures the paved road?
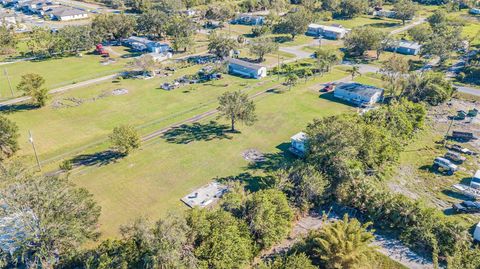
[389,17,426,36]
[0,73,118,107]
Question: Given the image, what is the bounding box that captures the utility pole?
[4,68,13,97]
[29,130,41,171]
[277,51,280,81]
[444,116,454,146]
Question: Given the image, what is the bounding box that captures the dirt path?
[0,73,118,107]
[260,211,434,269]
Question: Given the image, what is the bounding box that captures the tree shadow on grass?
[368,22,400,28]
[0,103,39,114]
[70,150,125,167]
[441,189,474,202]
[318,92,358,108]
[217,172,272,192]
[247,142,295,173]
[162,121,232,144]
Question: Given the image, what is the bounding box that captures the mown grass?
[0,53,128,99]
[59,70,351,238]
[5,67,277,162]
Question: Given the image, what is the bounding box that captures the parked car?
[447,144,477,155]
[432,157,458,175]
[321,83,335,92]
[453,201,480,213]
[444,151,467,163]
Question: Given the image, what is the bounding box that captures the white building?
[290,132,308,157]
[227,58,267,79]
[334,82,384,106]
[306,23,349,39]
[47,7,88,21]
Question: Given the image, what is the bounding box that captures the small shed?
[227,58,267,79]
[334,82,384,106]
[306,24,349,40]
[290,132,308,157]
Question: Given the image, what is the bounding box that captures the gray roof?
[397,40,421,50]
[48,7,87,17]
[227,57,265,71]
[336,82,383,97]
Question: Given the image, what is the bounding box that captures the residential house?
[470,8,480,15]
[387,40,422,55]
[373,9,397,18]
[124,36,171,53]
[231,14,264,26]
[334,82,384,106]
[306,23,349,40]
[47,7,88,21]
[147,42,171,54]
[21,0,51,13]
[290,132,308,157]
[147,52,172,62]
[227,58,267,79]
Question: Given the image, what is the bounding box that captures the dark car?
[448,144,477,155]
[321,83,335,92]
[453,201,480,213]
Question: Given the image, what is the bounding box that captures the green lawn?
[0,54,127,99]
[62,70,351,238]
[6,67,279,163]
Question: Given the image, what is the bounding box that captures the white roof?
[308,23,347,34]
[474,170,480,179]
[227,57,266,71]
[397,40,421,50]
[291,132,307,141]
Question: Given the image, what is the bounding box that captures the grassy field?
[60,70,351,238]
[5,66,281,162]
[0,54,127,99]
[388,117,480,227]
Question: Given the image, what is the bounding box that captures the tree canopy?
[217,91,257,132]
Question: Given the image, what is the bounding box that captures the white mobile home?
[334,82,384,106]
[227,58,267,79]
[306,23,349,40]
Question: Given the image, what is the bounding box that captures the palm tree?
[306,214,375,269]
[348,65,361,80]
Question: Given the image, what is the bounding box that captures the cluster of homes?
[306,23,422,55]
[1,0,88,21]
